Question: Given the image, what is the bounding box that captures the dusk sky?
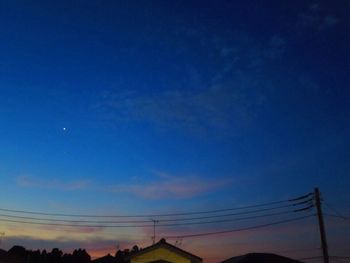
[0,1,349,262]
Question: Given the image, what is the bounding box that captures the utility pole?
[150,219,159,245]
[314,187,329,263]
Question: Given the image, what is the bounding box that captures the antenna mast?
[150,219,159,244]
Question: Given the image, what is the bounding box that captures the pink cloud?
[107,172,232,199]
[39,225,106,234]
[15,171,232,200]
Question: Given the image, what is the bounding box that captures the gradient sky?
[0,1,349,262]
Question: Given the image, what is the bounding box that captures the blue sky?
[0,0,349,262]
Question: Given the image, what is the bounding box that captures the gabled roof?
[221,253,303,263]
[92,254,117,263]
[127,239,202,263]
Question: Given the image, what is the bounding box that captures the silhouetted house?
[92,254,118,263]
[92,247,142,263]
[126,239,202,263]
[0,249,6,258]
[0,249,7,263]
[220,253,303,263]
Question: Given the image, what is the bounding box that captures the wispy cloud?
[297,2,339,31]
[263,36,286,60]
[99,84,260,136]
[95,29,286,136]
[16,175,91,191]
[107,172,232,199]
[39,225,106,234]
[320,15,339,30]
[15,172,231,200]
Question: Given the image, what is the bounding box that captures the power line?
[0,193,312,218]
[0,192,318,254]
[324,214,350,221]
[0,210,312,228]
[0,203,311,224]
[163,214,315,239]
[289,193,314,201]
[324,202,350,220]
[158,210,311,227]
[0,218,153,228]
[330,256,350,259]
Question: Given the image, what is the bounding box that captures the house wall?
[130,247,191,263]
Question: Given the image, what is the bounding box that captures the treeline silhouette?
[0,245,141,263]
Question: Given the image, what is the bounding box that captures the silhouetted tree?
[62,253,74,263]
[115,249,129,263]
[48,248,63,263]
[131,245,139,253]
[8,246,26,258]
[7,246,27,263]
[72,248,91,263]
[115,250,123,261]
[41,249,47,263]
[28,250,41,263]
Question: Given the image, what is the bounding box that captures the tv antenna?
[115,241,120,251]
[150,219,159,244]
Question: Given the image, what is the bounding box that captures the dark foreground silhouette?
[0,245,141,263]
[0,245,303,263]
[0,246,91,263]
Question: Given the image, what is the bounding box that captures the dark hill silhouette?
[221,253,303,263]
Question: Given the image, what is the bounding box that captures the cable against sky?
[0,192,315,240]
[0,193,312,218]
